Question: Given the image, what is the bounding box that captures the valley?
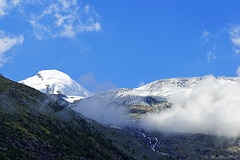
[1,70,240,159]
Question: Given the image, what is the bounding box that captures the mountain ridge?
[73,75,240,122]
[20,71,240,107]
[0,75,136,160]
[2,73,240,159]
[85,76,240,106]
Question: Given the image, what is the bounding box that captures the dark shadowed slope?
[0,76,133,160]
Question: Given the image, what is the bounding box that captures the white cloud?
[12,0,20,6]
[200,30,211,44]
[78,22,101,32]
[230,25,240,54]
[1,1,101,39]
[60,24,75,38]
[0,0,8,16]
[85,4,90,13]
[140,76,240,137]
[206,46,217,63]
[0,0,20,16]
[29,17,51,40]
[0,31,24,67]
[201,30,210,39]
[237,66,240,76]
[207,51,216,63]
[27,1,101,39]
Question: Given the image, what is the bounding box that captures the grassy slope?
[0,76,133,160]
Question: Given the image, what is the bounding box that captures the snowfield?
[20,70,240,109]
[79,76,240,107]
[19,70,92,102]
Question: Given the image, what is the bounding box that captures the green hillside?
[0,76,133,160]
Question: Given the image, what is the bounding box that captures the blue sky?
[0,0,240,91]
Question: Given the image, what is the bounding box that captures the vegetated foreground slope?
[0,76,133,160]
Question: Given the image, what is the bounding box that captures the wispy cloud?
[1,0,101,39]
[200,30,218,63]
[27,0,101,39]
[0,0,20,16]
[12,0,19,6]
[206,45,217,63]
[201,30,210,39]
[237,66,240,76]
[200,30,210,44]
[0,31,24,67]
[138,81,145,87]
[0,0,7,16]
[207,51,216,63]
[80,73,116,93]
[229,25,240,54]
[0,0,100,67]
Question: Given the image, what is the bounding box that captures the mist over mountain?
[76,76,240,106]
[74,75,240,137]
[3,70,240,159]
[140,76,240,137]
[2,0,240,159]
[20,70,240,138]
[0,75,135,160]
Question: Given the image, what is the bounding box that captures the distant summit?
[74,76,240,116]
[19,69,92,102]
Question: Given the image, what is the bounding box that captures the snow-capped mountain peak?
[75,76,240,107]
[19,69,92,102]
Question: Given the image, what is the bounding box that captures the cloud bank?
[140,76,240,137]
[76,75,240,138]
